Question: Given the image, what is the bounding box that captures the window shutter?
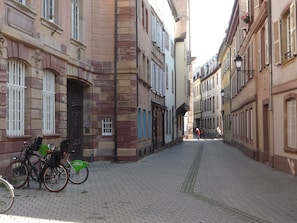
[152,15,156,43]
[258,31,262,71]
[273,20,281,65]
[265,19,269,65]
[249,42,253,78]
[290,2,297,56]
[150,61,154,88]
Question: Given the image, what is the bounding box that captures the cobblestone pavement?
[1,139,297,223]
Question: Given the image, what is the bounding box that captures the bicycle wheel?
[68,165,89,184]
[42,164,69,192]
[0,178,14,213]
[5,160,28,189]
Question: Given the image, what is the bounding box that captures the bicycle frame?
[12,152,43,189]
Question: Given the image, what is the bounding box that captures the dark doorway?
[67,80,83,159]
[263,104,269,164]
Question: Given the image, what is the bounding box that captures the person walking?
[216,126,222,138]
[196,128,201,139]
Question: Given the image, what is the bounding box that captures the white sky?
[190,0,235,66]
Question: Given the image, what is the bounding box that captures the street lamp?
[234,54,254,78]
[234,55,243,70]
[221,89,230,101]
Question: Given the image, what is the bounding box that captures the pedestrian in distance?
[196,128,201,139]
[200,127,204,138]
[216,126,222,138]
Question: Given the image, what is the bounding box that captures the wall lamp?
[234,55,254,78]
[221,89,230,101]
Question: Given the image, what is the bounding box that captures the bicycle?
[0,176,14,213]
[5,137,69,193]
[47,140,89,184]
[65,147,89,184]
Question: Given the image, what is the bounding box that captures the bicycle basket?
[48,151,63,167]
[30,137,43,151]
[60,139,70,155]
[39,144,49,156]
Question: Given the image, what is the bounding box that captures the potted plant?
[241,12,251,24]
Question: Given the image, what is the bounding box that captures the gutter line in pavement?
[180,142,271,223]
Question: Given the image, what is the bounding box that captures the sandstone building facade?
[0,0,190,172]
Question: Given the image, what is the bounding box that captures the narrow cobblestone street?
[1,140,297,223]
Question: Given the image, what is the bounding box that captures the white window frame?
[7,60,26,136]
[43,70,55,135]
[102,118,112,136]
[71,0,80,40]
[44,0,55,22]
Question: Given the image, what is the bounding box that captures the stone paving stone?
[0,139,296,222]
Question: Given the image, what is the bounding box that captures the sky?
[190,0,235,66]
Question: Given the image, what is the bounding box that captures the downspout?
[136,0,139,107]
[114,0,118,162]
[267,0,274,167]
[268,0,272,111]
[225,44,232,139]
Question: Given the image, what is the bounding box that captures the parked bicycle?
[0,176,14,213]
[45,140,89,184]
[5,137,69,193]
[65,147,89,184]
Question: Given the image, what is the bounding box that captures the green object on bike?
[39,144,48,156]
[71,160,88,172]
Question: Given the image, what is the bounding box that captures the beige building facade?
[218,0,297,175]
[0,0,190,172]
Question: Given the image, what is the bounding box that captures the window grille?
[7,60,26,136]
[43,71,55,135]
[71,0,80,40]
[102,118,112,136]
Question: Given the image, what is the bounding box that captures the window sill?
[284,147,297,154]
[41,18,63,35]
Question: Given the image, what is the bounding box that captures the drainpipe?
[135,0,139,107]
[267,0,274,167]
[114,0,118,162]
[268,0,272,111]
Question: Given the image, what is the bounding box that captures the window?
[286,98,297,149]
[274,2,297,64]
[138,109,142,139]
[7,60,26,136]
[16,0,25,4]
[71,0,80,40]
[151,61,164,94]
[166,65,168,89]
[43,0,59,23]
[148,111,152,138]
[141,1,144,26]
[102,118,112,136]
[143,110,147,137]
[151,14,163,51]
[43,70,55,135]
